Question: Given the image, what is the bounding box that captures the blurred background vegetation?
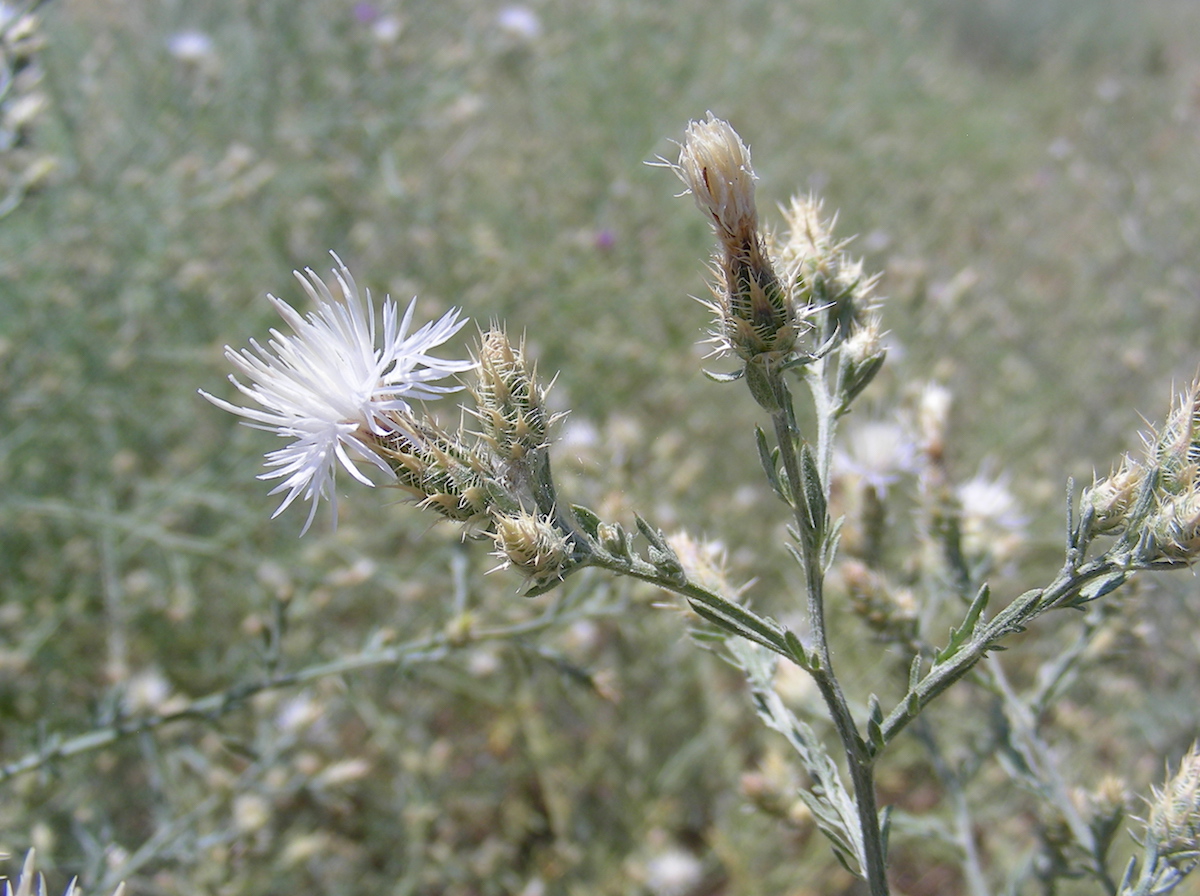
[2,0,1200,893]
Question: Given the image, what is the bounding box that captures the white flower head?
[201,253,474,532]
[834,419,919,494]
[166,29,215,64]
[957,465,1029,565]
[495,5,542,42]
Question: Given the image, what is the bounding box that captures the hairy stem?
[772,389,889,895]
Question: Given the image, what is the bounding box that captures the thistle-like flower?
[201,253,474,531]
[674,112,759,248]
[780,195,879,342]
[666,113,795,363]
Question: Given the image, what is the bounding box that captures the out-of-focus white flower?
[495,5,542,41]
[121,667,172,715]
[275,693,323,734]
[232,793,272,835]
[166,29,215,64]
[201,253,473,532]
[643,847,704,896]
[958,469,1026,532]
[958,467,1028,564]
[834,419,918,494]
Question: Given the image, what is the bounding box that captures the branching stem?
[0,596,619,785]
[772,371,890,896]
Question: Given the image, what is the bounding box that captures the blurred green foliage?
[2,0,1200,893]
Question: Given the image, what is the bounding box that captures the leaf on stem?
[1075,570,1128,606]
[783,628,813,670]
[934,584,991,665]
[799,442,827,544]
[570,504,603,538]
[688,599,779,655]
[730,640,868,878]
[702,367,745,383]
[755,425,787,501]
[867,694,885,753]
[822,517,844,574]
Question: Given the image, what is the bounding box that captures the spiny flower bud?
[491,511,572,584]
[379,421,496,525]
[672,114,794,361]
[779,195,877,342]
[1087,775,1129,846]
[1082,455,1143,535]
[713,252,795,361]
[665,532,742,599]
[838,314,887,407]
[1148,489,1200,561]
[1152,383,1200,492]
[1145,745,1200,873]
[472,329,552,463]
[779,195,835,258]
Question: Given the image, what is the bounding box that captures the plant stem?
[880,558,1120,745]
[0,596,620,785]
[586,548,793,658]
[772,396,890,895]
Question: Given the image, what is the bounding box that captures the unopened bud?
[1153,382,1200,487]
[380,424,496,525]
[1087,775,1128,845]
[492,512,572,583]
[838,315,887,406]
[839,559,917,644]
[597,521,627,555]
[1149,489,1200,561]
[917,383,953,468]
[1146,745,1200,873]
[1082,456,1142,535]
[779,195,879,342]
[472,329,552,463]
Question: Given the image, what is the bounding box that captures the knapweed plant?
[188,113,1200,895]
[90,115,1200,893]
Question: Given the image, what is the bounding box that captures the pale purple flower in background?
[352,2,379,24]
[201,253,473,532]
